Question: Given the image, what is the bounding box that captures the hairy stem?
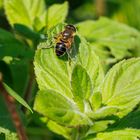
[0,73,28,140]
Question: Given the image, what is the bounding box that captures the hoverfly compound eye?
[65,24,76,32]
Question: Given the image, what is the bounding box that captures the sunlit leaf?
[47,120,71,139]
[3,83,32,113]
[86,129,140,140]
[47,2,68,29]
[86,120,115,135]
[34,46,73,99]
[4,0,46,28]
[77,17,140,67]
[34,90,92,127]
[90,91,102,111]
[87,106,119,120]
[0,127,18,140]
[71,65,92,111]
[34,23,103,98]
[76,35,104,92]
[102,58,140,117]
[34,23,103,127]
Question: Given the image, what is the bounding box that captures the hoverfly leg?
[72,38,78,62]
[66,48,76,66]
[66,48,72,65]
[54,32,63,41]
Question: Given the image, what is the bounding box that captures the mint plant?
[34,24,140,140]
[0,0,140,139]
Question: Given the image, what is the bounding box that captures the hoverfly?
[39,24,77,62]
[54,24,76,57]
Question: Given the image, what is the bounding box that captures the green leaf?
[34,46,73,99]
[77,17,140,66]
[0,28,32,59]
[34,23,103,126]
[75,35,104,112]
[87,120,115,135]
[14,24,41,41]
[71,65,92,111]
[87,106,119,120]
[47,2,68,29]
[31,112,71,139]
[0,127,18,140]
[7,59,30,96]
[112,110,140,129]
[76,35,104,92]
[86,129,140,140]
[47,120,71,139]
[102,58,140,117]
[3,83,32,113]
[4,0,46,28]
[35,23,103,98]
[34,90,92,127]
[34,24,72,99]
[90,91,102,111]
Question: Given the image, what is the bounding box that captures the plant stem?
[95,0,106,16]
[0,72,28,140]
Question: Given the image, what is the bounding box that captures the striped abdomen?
[55,43,66,56]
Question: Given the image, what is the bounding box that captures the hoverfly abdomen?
[55,43,66,56]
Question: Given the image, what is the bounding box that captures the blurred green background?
[1,0,140,140]
[1,0,140,30]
